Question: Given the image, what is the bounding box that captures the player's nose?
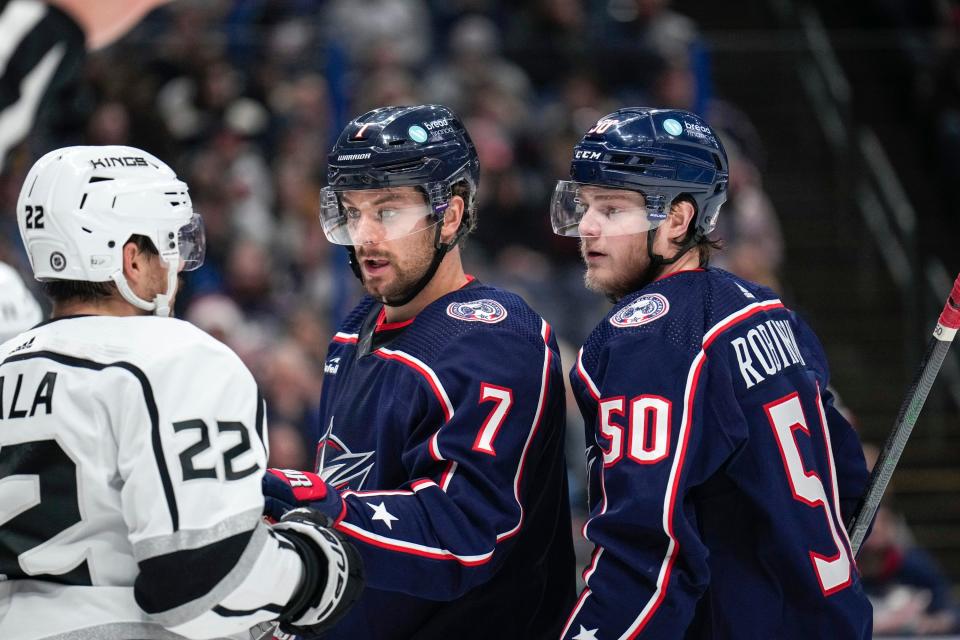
[578,207,603,238]
[351,213,386,245]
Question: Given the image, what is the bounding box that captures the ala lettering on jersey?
[610,294,669,328]
[730,319,806,389]
[0,371,56,419]
[446,299,508,324]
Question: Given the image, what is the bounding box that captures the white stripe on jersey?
[132,507,263,561]
[0,43,64,166]
[0,1,46,69]
[576,347,601,401]
[336,520,494,566]
[496,319,552,542]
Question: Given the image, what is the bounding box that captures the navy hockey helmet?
[551,108,728,240]
[321,104,480,248]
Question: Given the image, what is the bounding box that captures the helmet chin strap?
[348,220,458,309]
[385,233,450,307]
[110,258,179,317]
[626,226,701,295]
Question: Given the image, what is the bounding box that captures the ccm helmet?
[16,146,204,317]
[321,104,479,305]
[551,108,728,265]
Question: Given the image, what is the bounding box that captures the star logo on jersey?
[446,299,508,324]
[367,501,399,529]
[610,293,669,328]
[573,625,599,640]
[316,421,375,491]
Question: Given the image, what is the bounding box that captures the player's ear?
[440,195,464,244]
[665,199,696,243]
[122,239,147,284]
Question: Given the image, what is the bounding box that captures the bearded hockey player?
[551,109,873,639]
[0,146,363,640]
[262,104,576,638]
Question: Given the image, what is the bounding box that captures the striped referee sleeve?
[0,0,85,170]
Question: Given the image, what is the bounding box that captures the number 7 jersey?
[309,281,576,638]
[562,268,872,639]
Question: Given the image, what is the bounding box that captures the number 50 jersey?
[0,316,307,640]
[563,268,872,639]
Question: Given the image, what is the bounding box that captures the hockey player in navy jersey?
[261,104,576,638]
[550,109,873,639]
[0,146,363,639]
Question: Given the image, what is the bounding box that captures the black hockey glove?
[272,507,364,635]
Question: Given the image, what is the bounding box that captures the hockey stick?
[847,272,960,556]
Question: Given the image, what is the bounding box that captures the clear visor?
[176,213,206,271]
[550,181,669,238]
[319,186,439,246]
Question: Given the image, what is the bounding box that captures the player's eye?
[378,208,400,222]
[344,208,361,223]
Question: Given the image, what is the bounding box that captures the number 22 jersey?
[0,315,308,640]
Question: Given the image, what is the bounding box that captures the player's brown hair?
[670,195,722,267]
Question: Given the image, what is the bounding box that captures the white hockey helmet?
[16,146,205,317]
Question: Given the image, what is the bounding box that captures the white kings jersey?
[0,315,305,640]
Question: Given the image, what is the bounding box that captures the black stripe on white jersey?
[2,350,180,531]
[135,530,253,615]
[213,603,284,617]
[255,389,265,446]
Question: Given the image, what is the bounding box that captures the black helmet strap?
[642,222,703,292]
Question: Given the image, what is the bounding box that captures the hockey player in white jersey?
[0,146,363,640]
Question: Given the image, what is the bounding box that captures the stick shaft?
[848,338,953,554]
[847,273,960,555]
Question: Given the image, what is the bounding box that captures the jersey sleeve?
[111,332,304,638]
[562,334,740,639]
[0,1,86,171]
[331,321,563,600]
[790,314,869,524]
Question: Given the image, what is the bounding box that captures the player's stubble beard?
[581,231,660,301]
[357,225,436,306]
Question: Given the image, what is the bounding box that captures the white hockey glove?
[272,508,364,635]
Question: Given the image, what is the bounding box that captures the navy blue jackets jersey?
[312,281,575,638]
[561,268,872,639]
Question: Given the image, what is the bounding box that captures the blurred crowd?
[869,0,960,239]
